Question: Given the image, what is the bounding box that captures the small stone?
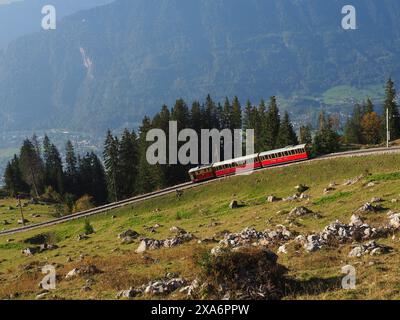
[229,200,239,209]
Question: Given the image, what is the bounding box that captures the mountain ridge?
[0,0,400,133]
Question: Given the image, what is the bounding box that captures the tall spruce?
[4,155,29,196]
[277,111,298,147]
[299,124,312,144]
[103,130,120,202]
[265,96,280,150]
[19,139,44,197]
[136,117,164,194]
[383,78,400,141]
[119,129,139,199]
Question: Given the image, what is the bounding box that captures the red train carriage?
[212,153,261,177]
[258,144,309,168]
[188,165,215,182]
[188,144,310,183]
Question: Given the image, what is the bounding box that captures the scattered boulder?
[39,243,58,253]
[348,241,392,258]
[370,197,383,203]
[229,200,239,209]
[116,288,142,299]
[366,182,375,188]
[211,226,294,254]
[349,214,364,227]
[65,268,81,279]
[17,218,29,224]
[388,212,400,229]
[118,229,139,239]
[343,175,363,186]
[77,234,89,241]
[65,265,101,279]
[323,187,335,194]
[295,184,309,193]
[355,203,379,213]
[2,220,10,225]
[117,274,187,298]
[35,292,49,300]
[267,195,281,203]
[135,230,194,253]
[288,206,313,217]
[283,194,299,202]
[21,247,38,256]
[303,215,386,253]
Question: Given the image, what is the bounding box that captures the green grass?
[313,192,353,205]
[322,84,385,105]
[0,153,400,300]
[366,172,400,182]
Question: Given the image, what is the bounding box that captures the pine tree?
[344,104,363,144]
[136,117,164,194]
[256,99,268,152]
[103,130,120,202]
[65,140,78,194]
[231,96,242,131]
[170,99,191,184]
[119,129,139,199]
[265,96,280,150]
[19,139,44,197]
[4,155,29,196]
[299,124,312,145]
[89,152,108,204]
[190,101,202,134]
[313,111,340,155]
[383,78,400,141]
[221,97,232,130]
[277,112,298,147]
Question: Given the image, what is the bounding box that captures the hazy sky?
[0,0,23,5]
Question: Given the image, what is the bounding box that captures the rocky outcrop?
[117,273,187,298]
[211,226,294,255]
[135,229,194,253]
[348,241,392,257]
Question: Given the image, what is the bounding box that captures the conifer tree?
[19,139,44,197]
[383,78,400,140]
[277,111,298,147]
[299,124,312,144]
[119,129,139,198]
[103,130,120,202]
[4,155,29,196]
[265,96,280,150]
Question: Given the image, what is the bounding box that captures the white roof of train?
[212,153,259,168]
[189,144,307,173]
[259,144,307,157]
[188,164,213,173]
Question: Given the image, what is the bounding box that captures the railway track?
[1,146,400,236]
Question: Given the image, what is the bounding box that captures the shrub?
[83,220,94,235]
[73,194,95,213]
[194,247,288,300]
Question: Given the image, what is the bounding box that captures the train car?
[258,144,309,168]
[212,153,261,178]
[188,144,310,183]
[188,165,215,183]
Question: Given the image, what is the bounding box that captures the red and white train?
[188,144,310,183]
